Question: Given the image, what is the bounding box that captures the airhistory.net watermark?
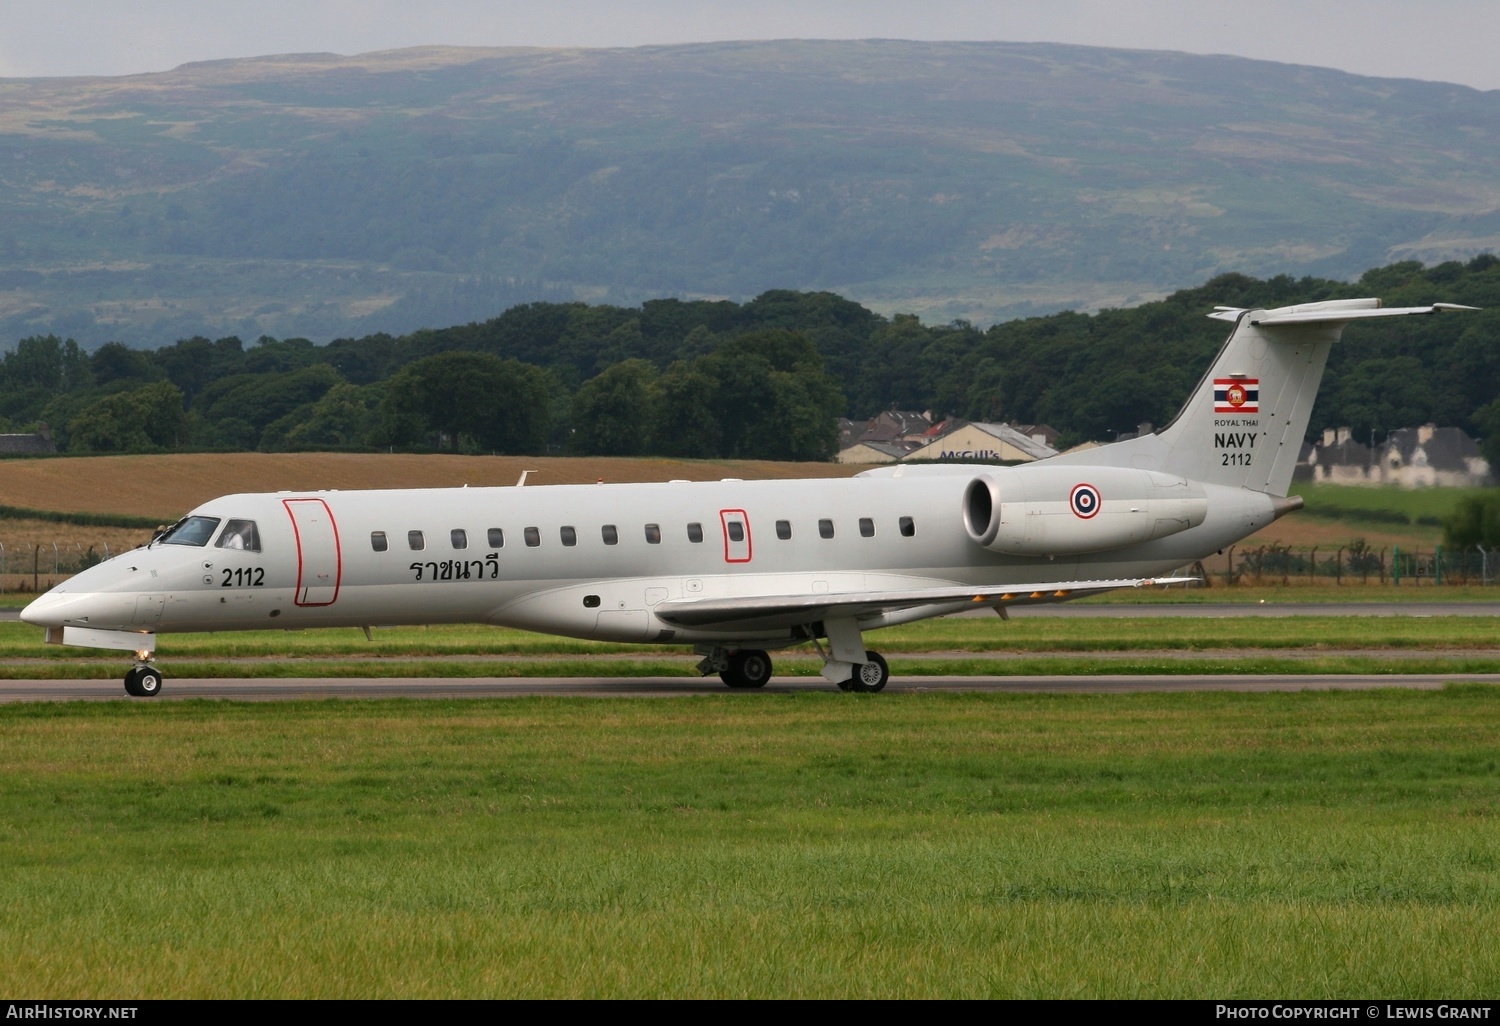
[5,1007,137,1020]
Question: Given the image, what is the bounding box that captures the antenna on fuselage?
[516,470,536,487]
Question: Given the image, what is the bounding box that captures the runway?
[5,672,1499,702]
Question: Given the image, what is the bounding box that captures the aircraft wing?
[652,576,1195,632]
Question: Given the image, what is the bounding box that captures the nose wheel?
[845,652,889,693]
[124,665,164,698]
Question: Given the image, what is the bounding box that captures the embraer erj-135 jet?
[21,297,1474,696]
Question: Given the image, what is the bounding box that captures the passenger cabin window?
[524,527,541,547]
[408,530,425,551]
[451,529,468,550]
[687,522,703,543]
[776,520,792,540]
[727,521,745,543]
[602,525,619,545]
[645,524,662,544]
[899,516,915,537]
[370,531,388,553]
[158,516,220,547]
[561,526,577,546]
[215,519,261,552]
[859,518,875,538]
[818,519,834,539]
[488,528,504,548]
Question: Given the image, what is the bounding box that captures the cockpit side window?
[214,519,261,552]
[158,516,221,547]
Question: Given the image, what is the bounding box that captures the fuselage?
[22,468,1278,647]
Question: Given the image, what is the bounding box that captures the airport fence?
[0,541,117,594]
[1181,544,1499,587]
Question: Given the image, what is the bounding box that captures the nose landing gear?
[817,618,890,693]
[124,663,163,697]
[845,651,889,693]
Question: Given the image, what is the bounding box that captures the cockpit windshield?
[156,516,222,547]
[215,519,261,552]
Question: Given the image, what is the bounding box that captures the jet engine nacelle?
[963,465,1209,556]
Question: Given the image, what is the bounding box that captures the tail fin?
[1045,298,1475,496]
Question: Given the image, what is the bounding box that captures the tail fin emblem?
[1214,378,1259,413]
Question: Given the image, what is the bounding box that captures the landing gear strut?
[124,664,163,698]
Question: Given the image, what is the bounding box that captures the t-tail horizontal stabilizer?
[1047,298,1477,497]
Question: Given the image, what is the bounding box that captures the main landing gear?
[719,648,773,689]
[124,663,164,698]
[697,644,890,693]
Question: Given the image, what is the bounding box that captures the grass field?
[3,689,1500,997]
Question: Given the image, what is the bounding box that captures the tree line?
[1,257,1498,466]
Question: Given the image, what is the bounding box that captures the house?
[0,424,56,456]
[1375,424,1492,488]
[1303,427,1376,484]
[836,409,938,463]
[836,439,921,465]
[1010,422,1060,448]
[1297,425,1492,487]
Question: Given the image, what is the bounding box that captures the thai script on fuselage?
[410,554,499,581]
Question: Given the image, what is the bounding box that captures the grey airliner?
[21,297,1472,696]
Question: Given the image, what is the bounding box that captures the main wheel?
[847,651,889,693]
[720,649,772,689]
[135,666,163,697]
[124,666,163,698]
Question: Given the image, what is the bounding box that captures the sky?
[1,0,1497,91]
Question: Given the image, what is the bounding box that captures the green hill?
[2,41,1499,345]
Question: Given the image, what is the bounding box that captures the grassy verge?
[3,689,1500,997]
[1290,482,1491,527]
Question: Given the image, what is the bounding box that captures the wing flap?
[652,577,1196,632]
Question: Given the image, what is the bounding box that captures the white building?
[904,421,1058,463]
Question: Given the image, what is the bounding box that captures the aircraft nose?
[21,591,73,628]
[20,590,128,629]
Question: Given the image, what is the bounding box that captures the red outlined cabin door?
[720,509,751,564]
[283,498,342,606]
